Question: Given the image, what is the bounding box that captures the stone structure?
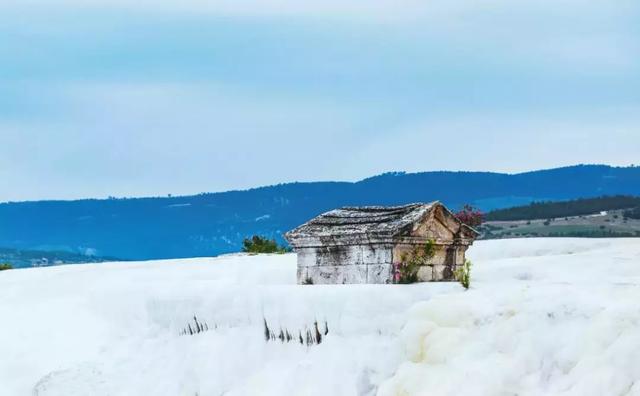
[285,202,478,284]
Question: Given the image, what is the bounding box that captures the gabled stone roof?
[286,201,473,247]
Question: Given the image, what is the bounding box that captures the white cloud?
[1,0,634,24]
[343,107,640,177]
[2,81,639,201]
[0,82,366,201]
[4,0,636,75]
[0,0,638,200]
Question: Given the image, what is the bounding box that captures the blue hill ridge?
[1,164,639,260]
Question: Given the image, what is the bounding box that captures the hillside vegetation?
[625,207,640,219]
[486,195,640,221]
[242,235,290,254]
[481,196,640,239]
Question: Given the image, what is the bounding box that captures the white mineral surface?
[1,238,639,395]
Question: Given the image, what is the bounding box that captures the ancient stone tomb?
[285,202,478,284]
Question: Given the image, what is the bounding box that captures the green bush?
[0,263,13,271]
[242,235,290,254]
[455,260,472,289]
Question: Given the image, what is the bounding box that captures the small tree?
[393,240,436,284]
[0,263,12,271]
[455,204,484,228]
[242,235,290,254]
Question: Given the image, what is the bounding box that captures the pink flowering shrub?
[454,204,484,228]
[393,239,436,284]
[393,261,417,283]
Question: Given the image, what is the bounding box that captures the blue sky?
[1,0,639,201]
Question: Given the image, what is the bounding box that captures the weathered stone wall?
[297,244,394,284]
[297,242,470,284]
[392,243,469,282]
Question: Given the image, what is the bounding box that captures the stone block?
[433,264,455,281]
[315,245,363,266]
[417,265,434,282]
[367,263,393,283]
[306,264,368,284]
[297,249,317,267]
[297,266,309,283]
[362,245,392,265]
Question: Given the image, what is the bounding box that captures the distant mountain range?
[0,247,119,269]
[1,164,639,261]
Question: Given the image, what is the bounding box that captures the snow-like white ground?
[1,238,639,396]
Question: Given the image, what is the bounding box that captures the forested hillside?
[1,165,640,260]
